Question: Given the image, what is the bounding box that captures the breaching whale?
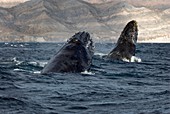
[107,20,140,62]
[41,32,94,74]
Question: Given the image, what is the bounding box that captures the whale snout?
[68,31,94,54]
[108,20,139,61]
[125,20,138,44]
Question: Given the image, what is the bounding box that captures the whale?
[107,20,139,62]
[41,31,94,74]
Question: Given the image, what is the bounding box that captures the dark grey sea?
[0,43,170,114]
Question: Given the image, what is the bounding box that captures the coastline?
[0,36,170,43]
[138,37,170,43]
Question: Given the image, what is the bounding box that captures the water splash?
[81,70,95,75]
[122,56,142,62]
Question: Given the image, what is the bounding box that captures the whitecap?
[14,69,25,72]
[38,61,47,67]
[12,57,22,65]
[33,71,41,74]
[94,52,107,58]
[28,62,39,66]
[20,44,24,47]
[81,70,95,75]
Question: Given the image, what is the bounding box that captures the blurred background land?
[0,0,170,42]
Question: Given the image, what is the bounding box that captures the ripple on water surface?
[0,43,170,114]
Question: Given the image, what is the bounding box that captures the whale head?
[108,20,138,61]
[120,20,138,45]
[41,31,94,74]
[67,31,94,55]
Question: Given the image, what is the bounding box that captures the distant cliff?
[0,0,169,42]
[0,0,28,8]
[84,0,170,10]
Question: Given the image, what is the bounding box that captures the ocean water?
[0,42,170,114]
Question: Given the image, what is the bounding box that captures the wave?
[149,90,170,96]
[4,58,46,73]
[94,52,107,57]
[0,96,26,105]
[67,106,88,110]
